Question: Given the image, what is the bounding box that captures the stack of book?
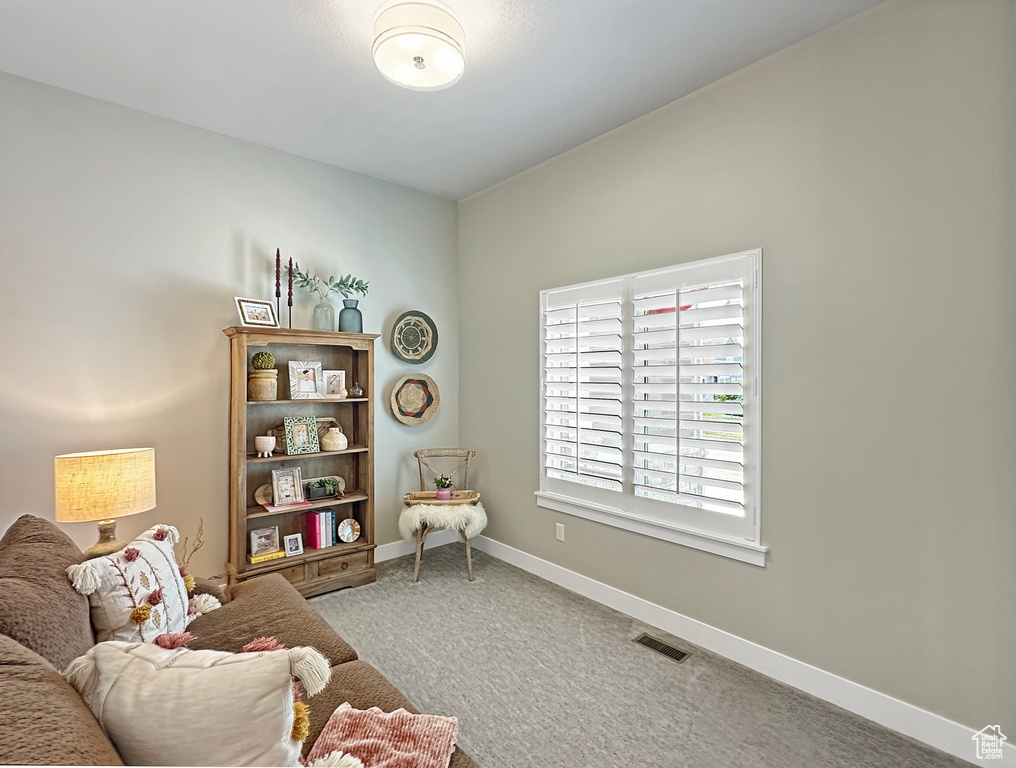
[305,508,336,549]
[248,549,285,565]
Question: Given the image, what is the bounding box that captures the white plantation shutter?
[542,280,624,493]
[539,249,764,564]
[632,279,745,516]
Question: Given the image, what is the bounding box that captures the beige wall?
[458,0,1015,731]
[0,73,459,576]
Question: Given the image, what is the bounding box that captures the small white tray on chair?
[402,490,480,506]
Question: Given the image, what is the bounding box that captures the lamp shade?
[373,2,465,91]
[54,448,156,523]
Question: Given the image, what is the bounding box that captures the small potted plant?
[247,352,278,401]
[433,474,453,500]
[307,477,341,500]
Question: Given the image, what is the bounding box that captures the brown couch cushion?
[302,660,478,768]
[0,515,94,670]
[187,573,357,666]
[0,634,123,766]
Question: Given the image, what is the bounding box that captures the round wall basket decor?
[390,310,438,364]
[390,373,440,426]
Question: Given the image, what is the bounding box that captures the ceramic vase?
[248,370,278,401]
[320,427,348,452]
[435,488,452,500]
[254,435,276,458]
[338,299,363,333]
[311,301,336,331]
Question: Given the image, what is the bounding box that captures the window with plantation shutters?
[543,279,624,493]
[538,249,766,566]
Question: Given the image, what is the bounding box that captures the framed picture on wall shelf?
[283,416,320,455]
[284,533,304,557]
[250,527,280,557]
[323,369,347,398]
[234,297,279,328]
[289,361,324,399]
[271,467,304,506]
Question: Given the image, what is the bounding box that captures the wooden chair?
[413,448,475,494]
[401,449,484,582]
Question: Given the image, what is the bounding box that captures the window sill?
[534,491,768,567]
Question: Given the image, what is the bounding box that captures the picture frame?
[271,466,305,505]
[283,533,304,557]
[323,369,346,398]
[289,361,324,399]
[234,297,279,328]
[250,526,280,557]
[283,416,320,455]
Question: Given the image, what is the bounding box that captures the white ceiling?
[0,0,882,200]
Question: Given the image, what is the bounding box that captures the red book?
[304,511,320,549]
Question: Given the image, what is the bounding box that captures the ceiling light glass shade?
[373,2,465,91]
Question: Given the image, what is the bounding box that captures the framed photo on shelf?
[289,361,324,399]
[283,416,320,455]
[323,369,346,398]
[271,467,304,505]
[284,533,304,557]
[250,527,280,557]
[234,297,279,328]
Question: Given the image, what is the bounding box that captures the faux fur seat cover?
[399,502,487,542]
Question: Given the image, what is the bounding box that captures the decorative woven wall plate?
[390,373,440,426]
[390,310,438,364]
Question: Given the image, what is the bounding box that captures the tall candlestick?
[275,249,281,319]
[288,258,293,329]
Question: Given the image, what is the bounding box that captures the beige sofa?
[0,515,478,767]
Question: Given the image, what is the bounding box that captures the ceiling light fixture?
[372,2,465,92]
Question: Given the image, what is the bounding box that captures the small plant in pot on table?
[433,474,453,500]
[307,477,342,500]
[247,351,278,401]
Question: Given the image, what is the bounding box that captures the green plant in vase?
[247,352,278,401]
[433,473,453,500]
[251,352,275,370]
[287,262,369,332]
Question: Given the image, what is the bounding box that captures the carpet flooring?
[310,543,967,768]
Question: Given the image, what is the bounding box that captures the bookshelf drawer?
[318,551,369,576]
[276,564,307,584]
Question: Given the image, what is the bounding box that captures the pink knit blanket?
[307,703,459,768]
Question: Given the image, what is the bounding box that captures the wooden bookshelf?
[223,326,378,597]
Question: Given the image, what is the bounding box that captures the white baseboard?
[470,535,1009,766]
[374,529,459,563]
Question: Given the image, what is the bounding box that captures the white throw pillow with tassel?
[66,524,218,643]
[64,641,331,767]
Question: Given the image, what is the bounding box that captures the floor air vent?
[633,632,691,664]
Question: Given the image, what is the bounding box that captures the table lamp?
[54,448,156,559]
